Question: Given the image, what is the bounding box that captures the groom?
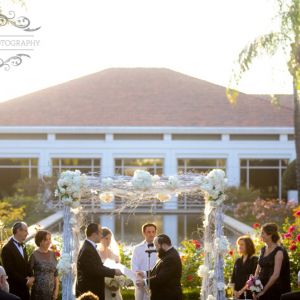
[76,223,122,300]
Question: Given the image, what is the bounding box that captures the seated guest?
[231,236,258,299]
[1,222,34,300]
[0,266,21,300]
[77,291,99,300]
[29,230,59,300]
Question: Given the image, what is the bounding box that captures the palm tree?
[228,0,300,201]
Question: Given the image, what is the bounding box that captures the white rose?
[197,265,209,277]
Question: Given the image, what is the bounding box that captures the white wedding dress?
[99,248,123,300]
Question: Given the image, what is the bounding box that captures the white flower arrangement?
[132,170,153,190]
[247,275,263,293]
[99,192,115,203]
[152,175,160,183]
[102,177,114,189]
[156,193,171,202]
[57,253,72,276]
[214,236,230,255]
[208,270,214,279]
[55,170,87,204]
[197,265,209,277]
[166,176,179,190]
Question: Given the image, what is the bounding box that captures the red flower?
[228,250,234,256]
[289,244,297,251]
[295,210,300,217]
[187,275,193,282]
[54,251,61,257]
[191,240,201,249]
[283,233,292,239]
[288,225,296,233]
[252,223,260,229]
[296,234,300,243]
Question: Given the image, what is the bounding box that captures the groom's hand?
[115,269,122,276]
[136,279,145,288]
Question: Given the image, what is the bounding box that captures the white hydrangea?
[166,176,179,189]
[132,170,153,190]
[197,265,209,277]
[214,236,230,255]
[152,175,160,183]
[57,253,72,275]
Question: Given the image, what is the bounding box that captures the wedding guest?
[76,223,122,300]
[131,223,157,300]
[231,235,258,299]
[1,222,34,300]
[29,230,59,300]
[76,291,99,300]
[0,266,21,300]
[253,223,291,300]
[98,227,122,300]
[136,234,183,300]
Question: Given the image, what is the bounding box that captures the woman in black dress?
[254,223,291,300]
[231,235,258,299]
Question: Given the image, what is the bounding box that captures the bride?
[98,227,123,300]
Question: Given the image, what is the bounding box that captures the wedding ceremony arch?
[55,169,228,300]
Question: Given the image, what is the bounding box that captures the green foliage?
[283,159,297,191]
[119,243,132,269]
[226,186,260,204]
[179,239,203,288]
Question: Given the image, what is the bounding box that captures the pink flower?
[289,244,297,251]
[288,225,296,233]
[283,233,292,239]
[296,234,300,243]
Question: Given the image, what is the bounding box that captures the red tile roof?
[0,68,293,127]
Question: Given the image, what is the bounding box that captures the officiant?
[137,234,183,300]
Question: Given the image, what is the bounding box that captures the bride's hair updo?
[101,227,112,238]
[262,223,280,243]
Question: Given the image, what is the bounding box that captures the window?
[52,158,101,176]
[177,158,226,174]
[240,159,288,199]
[0,158,38,198]
[114,158,164,176]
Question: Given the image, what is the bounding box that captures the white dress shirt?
[12,237,25,258]
[131,240,157,272]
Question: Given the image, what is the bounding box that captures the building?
[0,68,294,243]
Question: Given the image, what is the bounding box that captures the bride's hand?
[136,271,145,279]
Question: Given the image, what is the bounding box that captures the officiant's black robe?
[149,247,183,300]
[76,240,115,300]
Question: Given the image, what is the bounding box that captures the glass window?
[240,159,288,199]
[177,158,226,174]
[0,158,38,198]
[52,158,101,176]
[114,158,164,176]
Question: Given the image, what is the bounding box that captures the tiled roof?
[0,68,293,127]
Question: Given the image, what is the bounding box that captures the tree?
[228,0,300,201]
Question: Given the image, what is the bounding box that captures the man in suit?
[0,266,21,300]
[1,222,34,300]
[137,234,183,300]
[76,223,122,300]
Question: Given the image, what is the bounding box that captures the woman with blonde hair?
[231,235,258,299]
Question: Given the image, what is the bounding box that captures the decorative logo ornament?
[0,11,41,31]
[0,53,30,70]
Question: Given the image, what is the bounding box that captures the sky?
[0,0,293,103]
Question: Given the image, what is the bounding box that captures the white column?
[164,150,178,209]
[100,215,115,232]
[38,151,51,176]
[163,215,178,246]
[101,150,115,209]
[226,152,240,186]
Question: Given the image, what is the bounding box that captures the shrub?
[282,160,297,192]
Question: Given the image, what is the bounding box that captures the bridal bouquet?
[105,275,132,291]
[247,275,263,293]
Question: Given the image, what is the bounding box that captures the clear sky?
[0,0,293,103]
